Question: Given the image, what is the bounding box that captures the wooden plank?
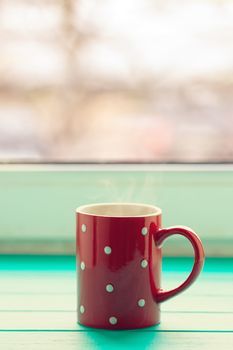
[0,272,232,296]
[0,311,232,331]
[0,273,75,294]
[0,294,75,311]
[0,294,232,313]
[162,295,233,313]
[0,256,231,274]
[0,332,232,350]
[0,272,231,316]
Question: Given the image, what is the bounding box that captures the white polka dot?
[141,227,148,236]
[109,316,117,325]
[138,299,146,307]
[104,246,112,255]
[80,305,85,314]
[141,259,148,268]
[106,284,114,293]
[80,261,85,270]
[81,224,87,233]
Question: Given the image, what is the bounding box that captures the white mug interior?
[76,203,161,217]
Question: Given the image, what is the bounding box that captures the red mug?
[76,203,204,329]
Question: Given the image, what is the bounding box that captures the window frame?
[0,163,232,256]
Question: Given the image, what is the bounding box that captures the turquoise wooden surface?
[0,257,232,349]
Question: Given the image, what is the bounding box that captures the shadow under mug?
[76,203,205,330]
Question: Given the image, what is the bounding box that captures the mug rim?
[76,202,162,218]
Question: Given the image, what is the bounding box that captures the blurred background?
[0,0,233,162]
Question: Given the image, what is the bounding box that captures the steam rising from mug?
[83,172,164,205]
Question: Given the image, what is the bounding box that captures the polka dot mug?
[76,203,204,330]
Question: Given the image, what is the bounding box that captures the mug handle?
[153,226,205,303]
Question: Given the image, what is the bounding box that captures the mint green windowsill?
[0,164,233,256]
